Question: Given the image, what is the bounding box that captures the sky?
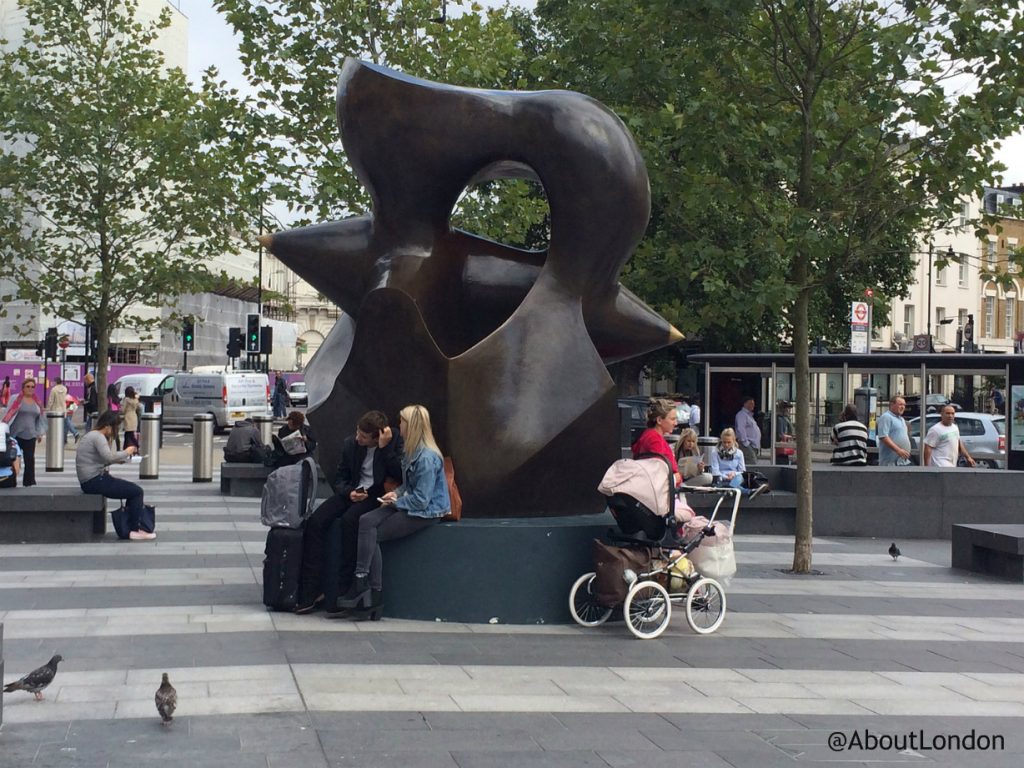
[177,1,1024,187]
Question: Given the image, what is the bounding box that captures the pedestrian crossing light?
[182,318,195,351]
[246,313,261,352]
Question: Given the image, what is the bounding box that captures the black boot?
[350,589,384,621]
[337,574,370,609]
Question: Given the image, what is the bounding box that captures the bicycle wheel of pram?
[569,572,613,627]
[624,580,671,639]
[684,577,726,635]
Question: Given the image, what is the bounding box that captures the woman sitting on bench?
[76,410,154,540]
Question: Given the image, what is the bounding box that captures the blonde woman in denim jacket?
[335,404,450,619]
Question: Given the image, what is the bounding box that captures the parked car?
[287,381,307,407]
[907,412,1006,468]
[903,394,961,420]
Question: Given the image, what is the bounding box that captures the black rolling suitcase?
[263,527,303,611]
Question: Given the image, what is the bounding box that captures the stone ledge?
[0,487,106,543]
[951,523,1024,582]
[220,462,333,498]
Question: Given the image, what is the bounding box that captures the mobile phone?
[355,486,366,494]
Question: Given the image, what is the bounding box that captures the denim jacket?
[394,446,450,519]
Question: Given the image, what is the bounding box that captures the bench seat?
[0,488,106,543]
[220,462,334,498]
[951,524,1024,582]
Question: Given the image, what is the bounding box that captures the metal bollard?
[139,413,161,480]
[697,436,719,468]
[253,414,273,447]
[192,413,215,483]
[45,412,65,472]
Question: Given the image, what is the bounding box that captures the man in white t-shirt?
[923,405,975,467]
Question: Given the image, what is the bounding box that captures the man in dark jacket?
[223,418,266,463]
[295,410,402,613]
[82,373,98,432]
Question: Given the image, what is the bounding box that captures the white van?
[113,372,270,432]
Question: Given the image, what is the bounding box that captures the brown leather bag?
[442,457,462,521]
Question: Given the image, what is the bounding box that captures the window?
[935,264,947,286]
[903,305,915,339]
[959,202,970,227]
[959,308,969,330]
[987,239,998,268]
[955,418,985,437]
[959,258,968,287]
[985,296,995,337]
[936,307,946,344]
[1009,238,1020,273]
[1006,296,1016,339]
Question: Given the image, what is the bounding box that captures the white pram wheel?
[569,572,613,627]
[684,577,726,634]
[624,580,671,639]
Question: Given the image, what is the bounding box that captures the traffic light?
[182,318,195,351]
[245,313,261,352]
[227,327,242,358]
[44,327,58,358]
[260,325,273,355]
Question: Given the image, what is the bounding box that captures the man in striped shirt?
[831,404,868,466]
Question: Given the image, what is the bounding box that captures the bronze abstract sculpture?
[261,59,681,517]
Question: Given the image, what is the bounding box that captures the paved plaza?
[1,458,1023,767]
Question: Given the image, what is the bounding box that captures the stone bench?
[220,462,333,498]
[0,488,106,543]
[951,524,1024,582]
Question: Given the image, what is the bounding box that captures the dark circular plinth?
[379,512,615,624]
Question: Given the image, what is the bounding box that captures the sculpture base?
[379,513,614,624]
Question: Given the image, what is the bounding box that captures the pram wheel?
[624,580,671,639]
[684,577,726,635]
[569,572,613,627]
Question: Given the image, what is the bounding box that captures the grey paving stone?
[532,727,661,752]
[425,712,566,732]
[326,751,458,768]
[0,554,252,571]
[552,713,678,733]
[642,728,780,752]
[451,751,607,768]
[0,584,258,611]
[318,728,540,753]
[306,713,431,734]
[269,751,331,768]
[599,750,737,768]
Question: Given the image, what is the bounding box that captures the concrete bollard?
[192,413,214,483]
[253,414,273,447]
[139,413,161,480]
[45,412,64,472]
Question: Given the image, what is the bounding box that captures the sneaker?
[748,484,770,501]
[129,530,157,540]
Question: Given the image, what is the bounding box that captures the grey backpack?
[260,456,317,528]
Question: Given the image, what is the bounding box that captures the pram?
[568,454,741,639]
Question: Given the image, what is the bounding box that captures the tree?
[537,0,1024,571]
[0,0,261,410]
[214,0,547,241]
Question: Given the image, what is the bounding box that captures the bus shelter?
[687,352,1024,470]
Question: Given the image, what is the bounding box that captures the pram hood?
[597,457,673,518]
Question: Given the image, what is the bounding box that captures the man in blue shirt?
[876,395,911,466]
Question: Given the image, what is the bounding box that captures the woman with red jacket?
[630,398,681,487]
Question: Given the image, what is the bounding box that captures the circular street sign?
[854,303,868,322]
[58,336,70,349]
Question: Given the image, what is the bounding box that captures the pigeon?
[888,542,901,561]
[155,672,177,725]
[3,654,63,701]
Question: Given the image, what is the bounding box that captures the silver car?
[286,381,307,407]
[907,412,1006,468]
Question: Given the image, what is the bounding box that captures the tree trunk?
[791,265,813,573]
[95,328,110,416]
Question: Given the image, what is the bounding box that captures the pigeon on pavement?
[155,672,177,725]
[3,654,63,701]
[888,542,901,561]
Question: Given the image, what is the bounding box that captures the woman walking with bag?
[1,379,46,486]
[334,405,449,620]
[121,386,141,449]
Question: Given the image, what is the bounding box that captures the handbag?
[111,503,156,539]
